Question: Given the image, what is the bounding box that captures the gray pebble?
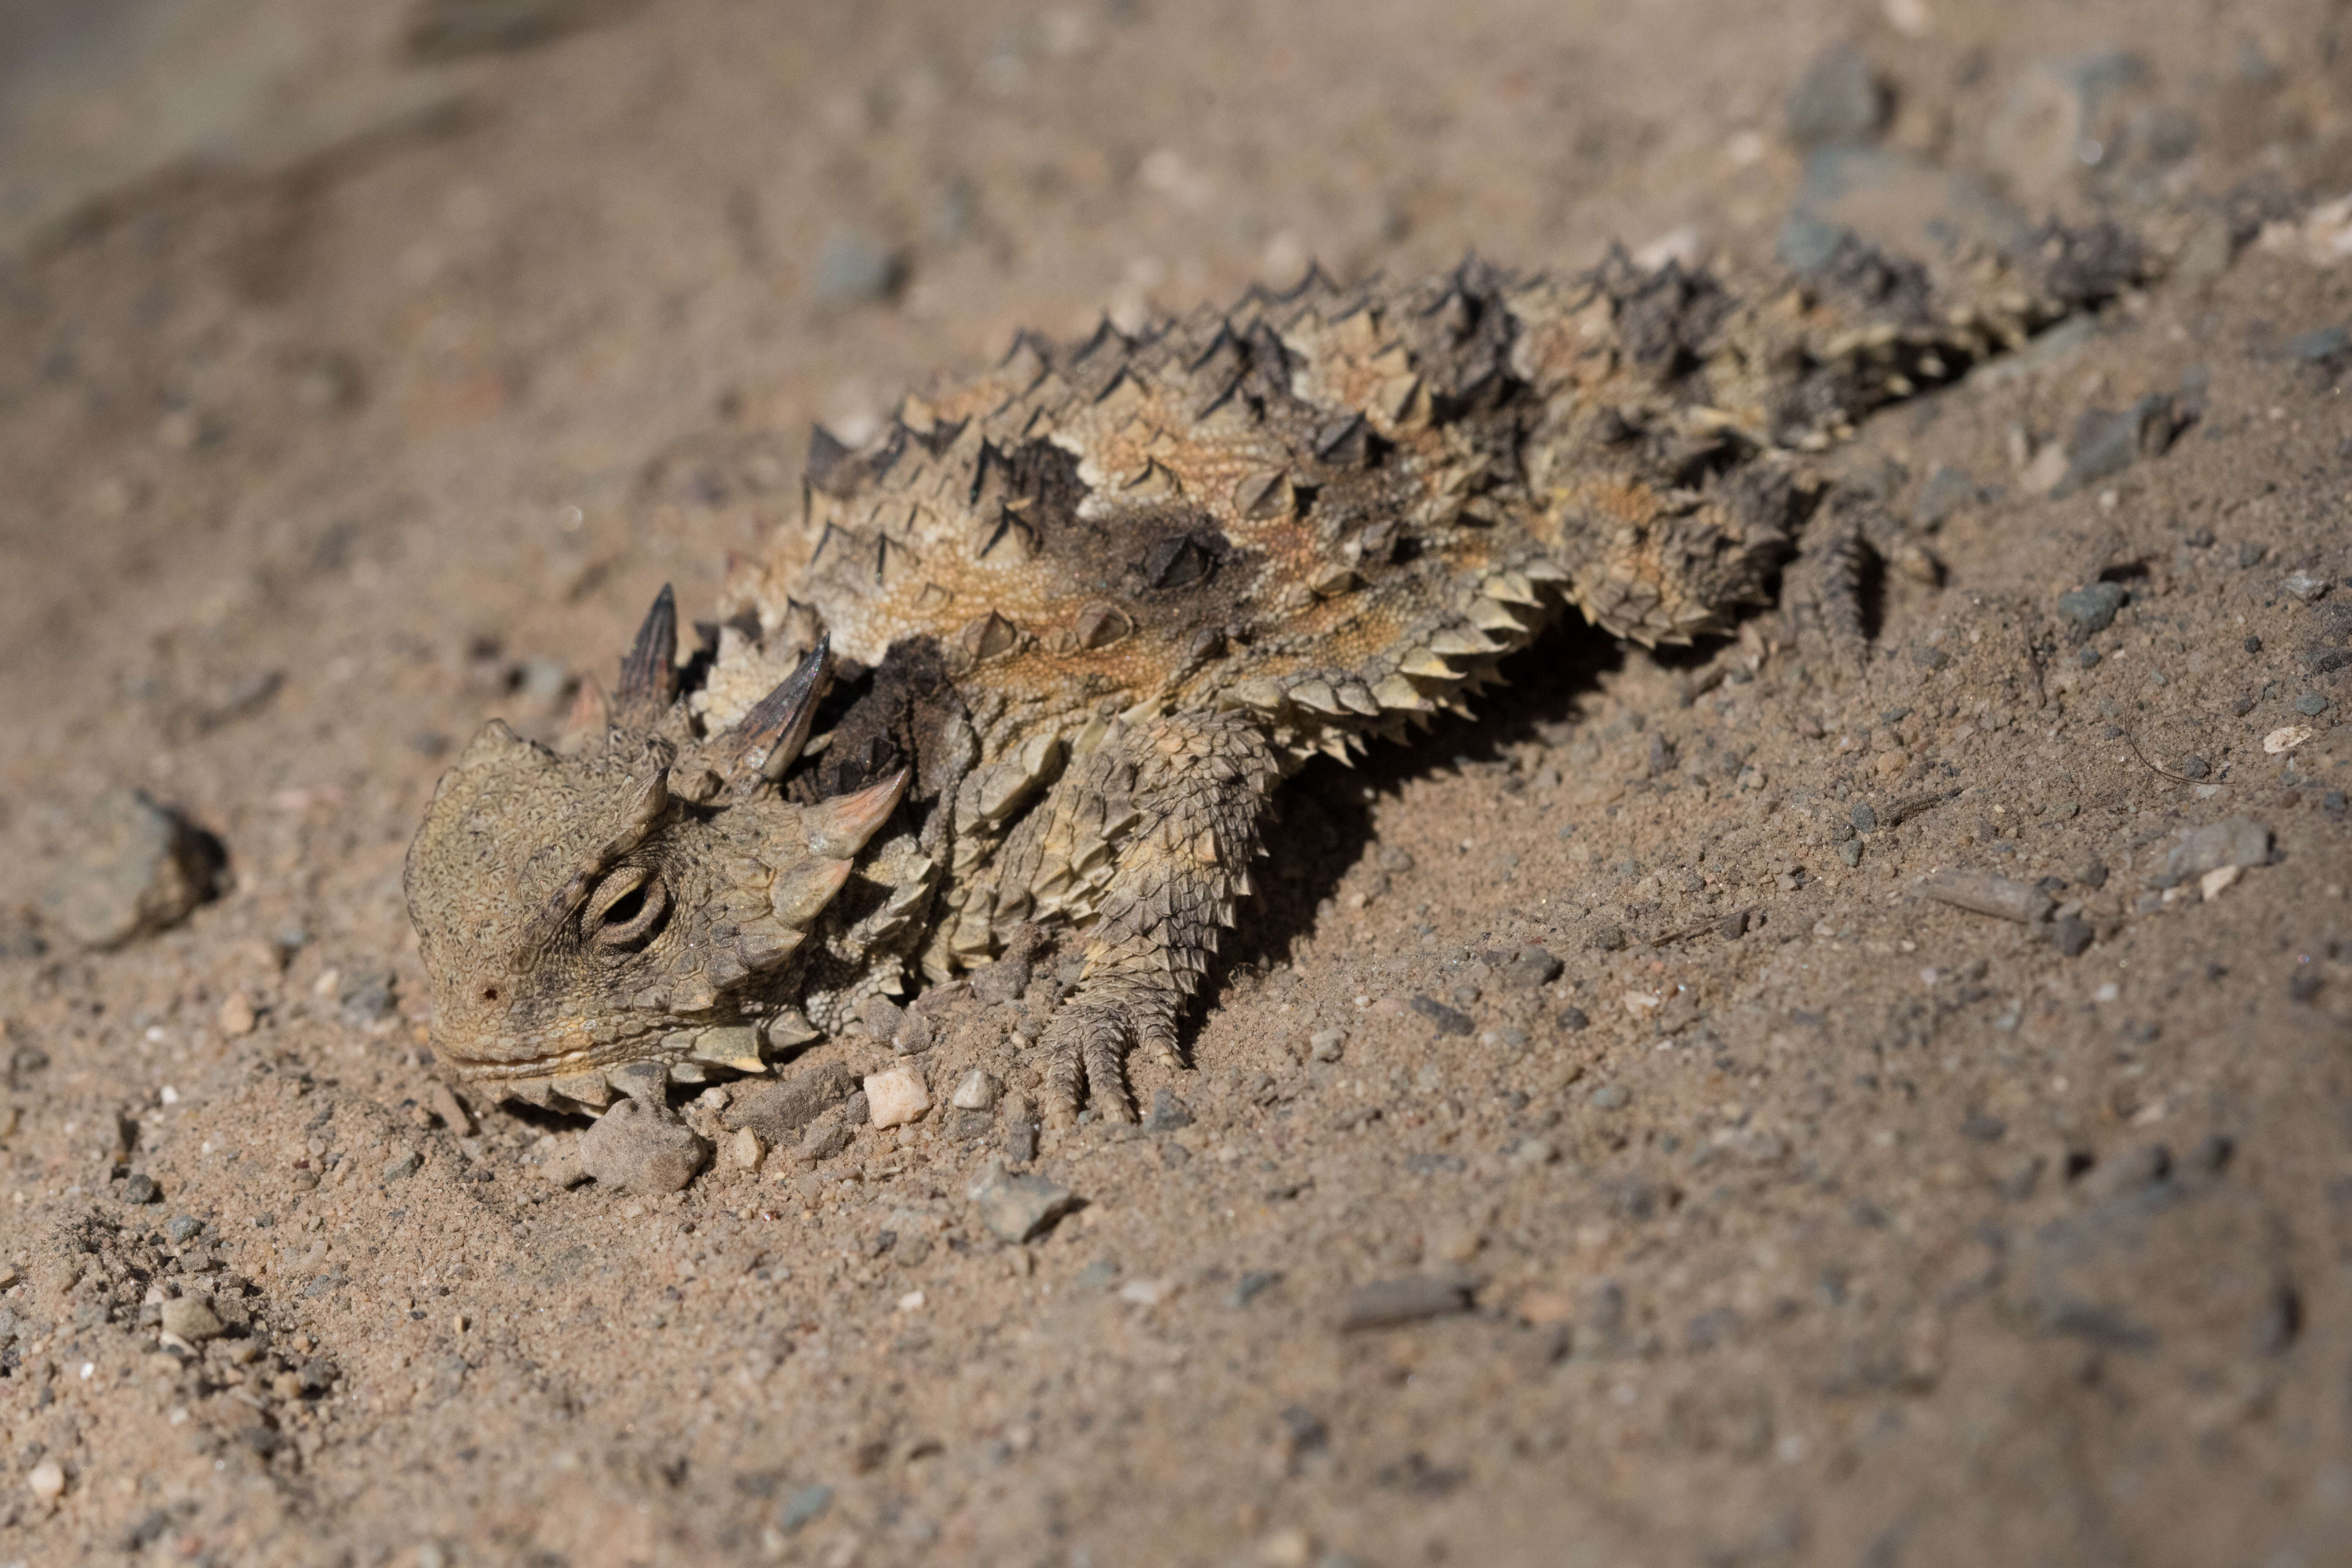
[165,1215,202,1244]
[2060,395,2179,493]
[1559,1006,1591,1032]
[380,1149,421,1182]
[2055,581,2126,638]
[1590,924,1629,953]
[778,1484,834,1535]
[2077,646,2101,669]
[2286,571,2332,604]
[813,225,906,306]
[1336,1275,1472,1331]
[2052,916,2095,958]
[858,995,905,1044]
[2285,325,2349,362]
[1910,463,1980,530]
[1849,801,1878,833]
[797,1111,856,1164]
[2162,817,2271,880]
[579,1098,711,1194]
[1590,1084,1630,1111]
[1230,1270,1284,1307]
[122,1172,161,1205]
[1922,869,2053,924]
[1377,845,1416,873]
[1409,995,1474,1036]
[2176,755,2211,780]
[160,1294,225,1343]
[1960,1111,2007,1143]
[1783,44,1889,150]
[970,1168,1079,1243]
[1837,839,1863,867]
[2295,690,2330,715]
[1505,945,1564,988]
[726,1061,857,1144]
[338,969,397,1026]
[37,789,224,950]
[1308,1028,1347,1063]
[1142,1089,1193,1133]
[1003,1118,1039,1165]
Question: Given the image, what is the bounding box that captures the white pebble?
[28,1460,63,1500]
[864,1065,931,1128]
[729,1127,765,1171]
[2264,725,2313,754]
[950,1069,996,1110]
[2200,864,2241,901]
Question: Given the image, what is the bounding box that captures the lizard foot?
[1038,989,1182,1129]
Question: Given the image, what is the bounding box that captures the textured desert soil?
[4,2,2352,1565]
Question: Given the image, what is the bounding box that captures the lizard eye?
[586,865,669,951]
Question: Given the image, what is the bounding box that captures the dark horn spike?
[618,585,678,707]
[728,635,831,791]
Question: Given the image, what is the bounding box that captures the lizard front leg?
[989,709,1281,1127]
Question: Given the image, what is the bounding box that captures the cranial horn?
[557,676,613,753]
[617,584,678,707]
[805,768,909,859]
[727,635,830,791]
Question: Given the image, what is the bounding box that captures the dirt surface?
[5,2,2352,1564]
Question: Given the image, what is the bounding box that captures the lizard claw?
[1037,990,1182,1128]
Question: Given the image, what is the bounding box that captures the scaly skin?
[408,226,2143,1124]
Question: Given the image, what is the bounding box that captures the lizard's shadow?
[1192,613,1684,1039]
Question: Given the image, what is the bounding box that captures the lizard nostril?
[482,985,500,1002]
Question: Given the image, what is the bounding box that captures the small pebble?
[218,992,257,1037]
[778,1483,834,1534]
[38,788,222,950]
[122,1172,161,1205]
[2055,582,2126,638]
[813,224,907,305]
[1590,924,1629,952]
[1335,1275,1472,1331]
[381,1148,421,1182]
[1409,995,1474,1036]
[2052,916,2096,958]
[725,1061,857,1144]
[1505,946,1564,987]
[1142,1089,1193,1133]
[729,1127,765,1171]
[579,1098,711,1194]
[1559,1006,1591,1032]
[2284,571,2331,604]
[1308,1028,1347,1063]
[2244,635,2263,653]
[864,1065,931,1128]
[27,1460,64,1501]
[2163,818,2271,879]
[160,1294,225,1342]
[1783,43,1889,150]
[2076,646,2102,669]
[950,1069,996,1111]
[969,1167,1079,1242]
[165,1215,202,1244]
[2264,725,2313,754]
[2295,691,2330,715]
[1590,1084,1631,1111]
[1922,869,2053,924]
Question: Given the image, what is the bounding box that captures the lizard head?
[403,587,905,1113]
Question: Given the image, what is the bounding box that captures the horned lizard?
[405,228,2142,1128]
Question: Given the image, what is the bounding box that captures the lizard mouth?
[435,1011,818,1114]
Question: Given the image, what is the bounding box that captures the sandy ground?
[5,1,2352,1563]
